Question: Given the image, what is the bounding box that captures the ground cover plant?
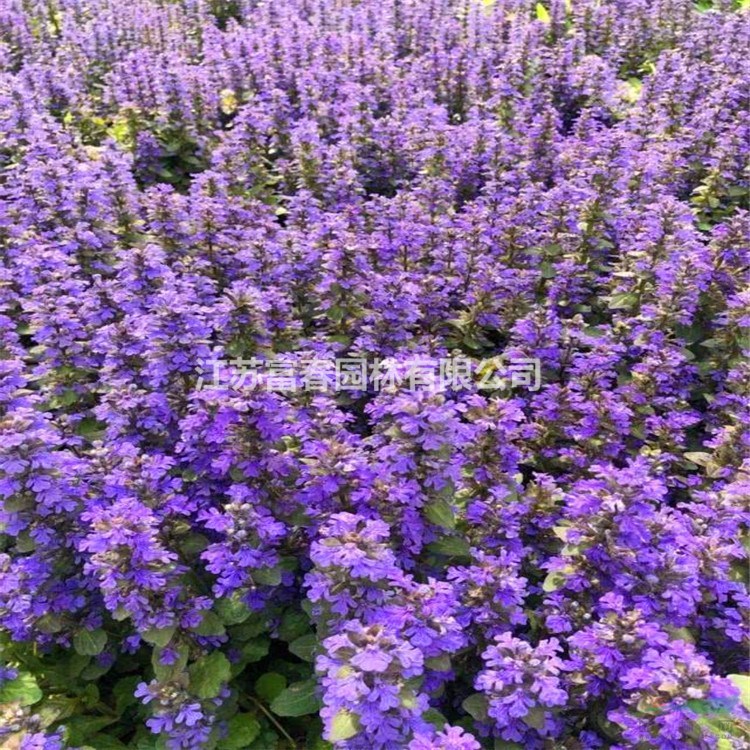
[0,0,749,748]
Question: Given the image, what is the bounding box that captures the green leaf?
[37,613,65,634]
[462,693,489,721]
[34,696,78,728]
[230,622,267,645]
[426,537,471,558]
[188,652,231,699]
[248,729,280,749]
[14,531,36,552]
[306,735,333,750]
[224,714,261,749]
[278,610,310,642]
[0,672,43,706]
[523,706,547,730]
[64,716,117,745]
[241,638,270,663]
[133,732,162,750]
[665,626,696,644]
[193,611,226,637]
[76,417,106,440]
[607,292,639,310]
[256,673,287,702]
[142,626,176,647]
[540,262,556,279]
[270,679,321,717]
[424,497,456,529]
[423,708,448,729]
[43,652,90,688]
[87,736,128,750]
[217,597,252,625]
[535,2,551,22]
[181,533,209,557]
[330,710,359,742]
[288,634,318,662]
[252,566,283,587]
[728,675,750,710]
[54,389,79,407]
[80,683,100,708]
[425,655,451,672]
[113,676,141,715]
[542,566,574,592]
[153,645,189,681]
[73,628,107,656]
[80,661,112,681]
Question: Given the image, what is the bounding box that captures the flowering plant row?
[0,0,749,748]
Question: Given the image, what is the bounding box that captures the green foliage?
[73,629,108,656]
[424,496,456,529]
[255,673,287,703]
[142,626,176,648]
[224,714,262,749]
[270,679,321,717]
[462,694,489,721]
[288,634,318,662]
[0,672,43,706]
[189,652,231,699]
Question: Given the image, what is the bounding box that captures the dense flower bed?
[1,0,749,748]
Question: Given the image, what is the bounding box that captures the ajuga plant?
[0,0,749,748]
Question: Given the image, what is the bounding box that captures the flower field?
[1,0,749,748]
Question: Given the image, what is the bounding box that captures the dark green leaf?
[248,729,280,749]
[523,706,547,730]
[462,693,489,721]
[217,597,252,625]
[87,736,128,750]
[425,655,451,671]
[73,628,107,656]
[193,611,226,637]
[152,645,189,681]
[427,537,471,558]
[142,626,176,647]
[252,566,283,587]
[113,676,141,715]
[255,673,287,702]
[64,716,117,745]
[423,708,448,730]
[288,634,317,663]
[424,497,456,529]
[278,610,310,642]
[189,652,231,699]
[241,638,270,663]
[270,679,320,717]
[224,714,262,749]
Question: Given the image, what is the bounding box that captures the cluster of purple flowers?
[0,0,749,747]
